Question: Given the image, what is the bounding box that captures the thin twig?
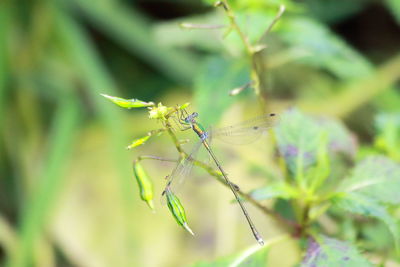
[258,5,285,44]
[137,155,178,163]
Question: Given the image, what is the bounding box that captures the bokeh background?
[1,0,400,266]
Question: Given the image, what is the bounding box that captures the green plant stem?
[137,155,177,163]
[218,1,286,112]
[219,1,253,55]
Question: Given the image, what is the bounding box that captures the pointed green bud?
[133,162,154,210]
[165,188,194,235]
[101,94,154,108]
[126,135,151,149]
[179,102,191,110]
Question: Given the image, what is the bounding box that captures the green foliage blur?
[1,0,400,266]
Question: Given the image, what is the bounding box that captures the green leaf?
[385,0,400,25]
[333,192,399,249]
[340,156,400,204]
[153,11,225,53]
[192,241,269,267]
[279,17,373,80]
[250,182,298,201]
[231,244,269,267]
[71,0,199,83]
[275,108,354,181]
[101,94,154,108]
[303,0,370,24]
[374,113,400,160]
[275,108,321,178]
[194,56,250,126]
[301,235,374,267]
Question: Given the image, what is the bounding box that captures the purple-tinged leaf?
[301,236,373,267]
[275,108,354,177]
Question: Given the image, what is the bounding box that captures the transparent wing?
[211,113,279,145]
[161,139,203,204]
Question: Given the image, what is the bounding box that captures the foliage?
[2,0,400,266]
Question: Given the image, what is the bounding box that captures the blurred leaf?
[101,94,154,109]
[276,108,355,180]
[153,11,225,53]
[304,0,371,24]
[333,192,399,249]
[192,242,269,267]
[385,0,400,24]
[0,4,10,137]
[374,113,400,160]
[339,156,400,204]
[231,244,269,267]
[250,182,298,201]
[69,0,199,84]
[0,215,17,260]
[194,56,250,126]
[301,236,374,267]
[9,96,80,267]
[276,108,321,175]
[319,119,357,157]
[362,222,393,251]
[279,17,373,80]
[299,52,400,117]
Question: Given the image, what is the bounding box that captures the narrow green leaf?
[301,235,374,267]
[333,192,399,249]
[71,0,199,83]
[385,0,400,25]
[340,156,400,204]
[126,135,151,149]
[191,235,291,267]
[279,17,373,80]
[250,182,297,201]
[230,244,269,267]
[8,96,80,267]
[165,188,194,235]
[101,93,154,109]
[133,162,154,210]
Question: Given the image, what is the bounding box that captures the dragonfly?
[162,109,278,245]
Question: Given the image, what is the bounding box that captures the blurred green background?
[1,0,400,266]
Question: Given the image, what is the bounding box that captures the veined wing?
[211,113,279,145]
[161,139,203,204]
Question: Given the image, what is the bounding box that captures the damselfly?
[163,109,278,245]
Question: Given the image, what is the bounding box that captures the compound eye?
[192,112,199,118]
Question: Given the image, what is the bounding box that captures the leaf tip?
[183,222,195,236]
[146,200,155,211]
